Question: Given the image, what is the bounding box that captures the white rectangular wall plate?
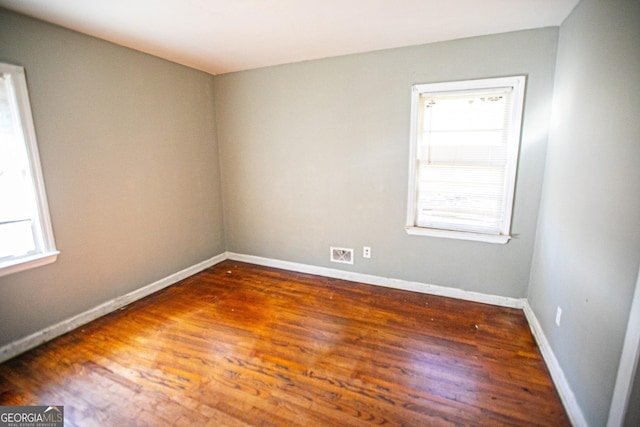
[555,306,562,327]
[363,247,371,259]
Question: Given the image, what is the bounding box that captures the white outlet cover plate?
[555,306,562,326]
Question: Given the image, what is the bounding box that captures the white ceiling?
[0,0,579,75]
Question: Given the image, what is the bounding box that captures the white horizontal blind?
[415,86,516,235]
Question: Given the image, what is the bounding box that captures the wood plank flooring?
[0,260,571,426]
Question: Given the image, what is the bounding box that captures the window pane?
[407,76,525,242]
[0,71,42,260]
[422,93,509,132]
[417,164,505,233]
[417,90,511,233]
[421,138,508,165]
[0,220,35,258]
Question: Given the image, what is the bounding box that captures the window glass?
[406,76,526,243]
[0,63,58,276]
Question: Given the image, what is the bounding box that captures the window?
[0,63,58,277]
[406,76,526,244]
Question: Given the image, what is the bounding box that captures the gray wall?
[215,28,558,299]
[0,10,226,347]
[528,0,640,425]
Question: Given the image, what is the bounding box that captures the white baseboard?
[0,253,226,364]
[226,252,525,309]
[523,301,589,427]
[607,266,640,427]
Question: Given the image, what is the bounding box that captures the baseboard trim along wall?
[0,251,586,426]
[523,301,589,427]
[226,252,526,309]
[0,253,226,364]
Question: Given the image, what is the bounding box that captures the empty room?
[0,0,638,426]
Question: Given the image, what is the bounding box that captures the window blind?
[415,88,514,235]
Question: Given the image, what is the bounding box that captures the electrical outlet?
[363,246,371,259]
[555,306,562,327]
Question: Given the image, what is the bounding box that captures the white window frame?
[0,62,58,277]
[405,76,526,244]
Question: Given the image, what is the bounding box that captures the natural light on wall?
[406,76,526,244]
[0,62,58,277]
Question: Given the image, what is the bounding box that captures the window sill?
[0,251,60,278]
[405,226,510,244]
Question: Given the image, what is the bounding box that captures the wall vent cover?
[330,247,353,264]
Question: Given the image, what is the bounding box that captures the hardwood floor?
[0,261,570,426]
